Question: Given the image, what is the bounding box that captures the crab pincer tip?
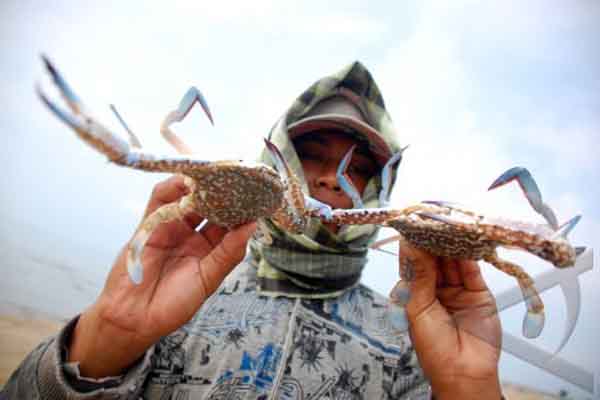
[523,311,545,338]
[40,53,53,69]
[487,166,527,191]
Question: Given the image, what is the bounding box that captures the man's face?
[293,131,379,232]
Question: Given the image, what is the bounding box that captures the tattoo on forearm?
[400,256,415,282]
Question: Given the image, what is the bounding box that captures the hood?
[252,61,404,298]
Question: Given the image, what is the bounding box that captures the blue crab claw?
[488,167,558,230]
[304,195,333,221]
[40,54,87,115]
[379,145,408,207]
[522,285,545,338]
[336,145,364,209]
[160,87,214,155]
[551,214,582,240]
[163,86,214,126]
[36,84,85,131]
[109,104,143,149]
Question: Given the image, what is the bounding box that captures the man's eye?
[348,164,374,177]
[296,148,321,161]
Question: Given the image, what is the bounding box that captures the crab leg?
[38,56,215,174]
[483,252,545,338]
[127,177,198,284]
[160,87,214,155]
[488,167,558,230]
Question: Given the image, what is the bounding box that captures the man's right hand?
[67,175,257,378]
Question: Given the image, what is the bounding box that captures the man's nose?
[315,164,342,192]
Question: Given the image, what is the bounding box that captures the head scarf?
[251,61,403,298]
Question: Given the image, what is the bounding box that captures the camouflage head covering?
[251,61,403,298]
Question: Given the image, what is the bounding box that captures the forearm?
[1,316,154,400]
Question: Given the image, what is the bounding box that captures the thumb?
[398,239,439,319]
[197,222,257,296]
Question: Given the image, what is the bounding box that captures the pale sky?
[1,1,599,396]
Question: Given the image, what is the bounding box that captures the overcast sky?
[1,1,599,396]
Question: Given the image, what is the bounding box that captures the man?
[3,62,503,399]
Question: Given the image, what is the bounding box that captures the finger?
[196,222,257,296]
[458,260,488,291]
[144,175,188,218]
[439,257,462,287]
[398,239,439,319]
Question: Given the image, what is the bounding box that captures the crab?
[36,56,332,284]
[37,56,583,340]
[331,146,584,338]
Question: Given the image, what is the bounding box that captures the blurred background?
[1,1,598,398]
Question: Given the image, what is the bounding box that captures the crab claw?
[551,214,582,240]
[37,57,93,134]
[488,167,558,230]
[159,87,214,155]
[40,54,87,115]
[379,145,408,207]
[163,86,214,126]
[36,58,131,157]
[36,83,85,132]
[336,145,365,209]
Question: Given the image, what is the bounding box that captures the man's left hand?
[396,240,503,400]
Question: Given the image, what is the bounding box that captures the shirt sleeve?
[1,315,155,400]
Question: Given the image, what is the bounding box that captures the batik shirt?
[3,258,431,400]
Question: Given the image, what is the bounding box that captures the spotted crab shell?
[187,161,285,227]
